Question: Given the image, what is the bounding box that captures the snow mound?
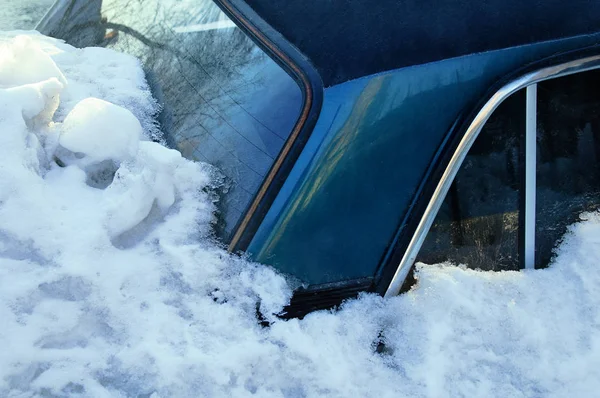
[1,31,600,398]
[59,98,141,164]
[0,35,66,88]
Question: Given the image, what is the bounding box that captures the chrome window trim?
[524,84,538,269]
[385,54,600,298]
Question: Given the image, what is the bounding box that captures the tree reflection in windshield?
[37,0,303,239]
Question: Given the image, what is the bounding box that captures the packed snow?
[1,31,600,398]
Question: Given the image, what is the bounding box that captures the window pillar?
[524,84,537,269]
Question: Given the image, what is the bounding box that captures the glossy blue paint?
[247,33,600,286]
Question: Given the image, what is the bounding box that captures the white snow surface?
[1,31,600,398]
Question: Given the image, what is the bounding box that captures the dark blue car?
[40,0,600,317]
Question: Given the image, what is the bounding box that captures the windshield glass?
[37,0,303,239]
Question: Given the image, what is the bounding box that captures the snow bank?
[1,31,600,398]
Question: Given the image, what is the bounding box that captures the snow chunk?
[59,97,141,164]
[0,30,160,141]
[4,78,63,127]
[0,35,66,88]
[137,141,182,209]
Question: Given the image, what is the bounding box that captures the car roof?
[240,0,600,86]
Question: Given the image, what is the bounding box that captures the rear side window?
[417,90,525,270]
[39,0,303,240]
[536,69,600,267]
[418,68,600,272]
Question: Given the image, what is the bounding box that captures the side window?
[417,68,600,273]
[417,90,526,271]
[536,70,600,267]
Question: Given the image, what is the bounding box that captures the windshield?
[37,0,303,239]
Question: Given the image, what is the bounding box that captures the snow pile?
[1,31,600,398]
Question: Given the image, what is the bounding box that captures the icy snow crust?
[1,31,600,398]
